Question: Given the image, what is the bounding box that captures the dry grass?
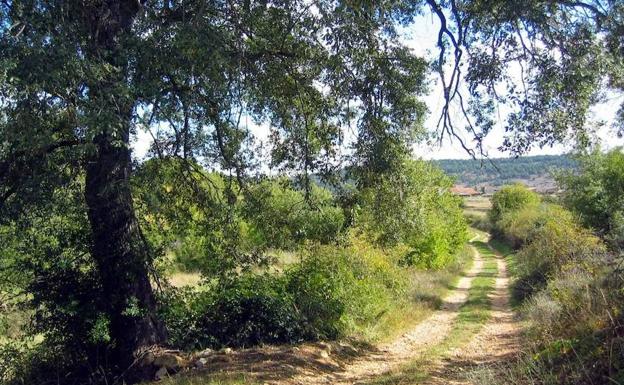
[168,272,202,288]
[147,372,256,385]
[462,196,491,218]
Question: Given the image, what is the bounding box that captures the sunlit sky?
[133,13,624,161]
[403,13,624,159]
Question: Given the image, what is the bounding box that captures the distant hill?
[434,155,577,192]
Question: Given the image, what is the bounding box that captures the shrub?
[161,236,410,349]
[489,184,540,233]
[196,275,304,347]
[509,205,605,301]
[499,203,577,248]
[358,159,467,269]
[160,274,303,349]
[285,251,350,339]
[516,263,624,385]
[403,221,453,269]
[558,148,624,250]
[286,240,408,339]
[465,213,491,232]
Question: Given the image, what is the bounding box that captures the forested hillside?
[436,155,577,188]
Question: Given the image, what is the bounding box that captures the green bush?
[357,159,467,269]
[160,237,410,349]
[511,210,605,301]
[160,274,303,349]
[489,184,540,234]
[286,240,408,339]
[495,201,606,302]
[486,188,624,385]
[558,148,624,250]
[285,251,349,339]
[498,203,580,249]
[465,213,491,232]
[403,221,453,269]
[243,179,345,250]
[196,275,304,348]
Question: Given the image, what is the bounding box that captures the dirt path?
[276,239,486,385]
[424,244,521,385]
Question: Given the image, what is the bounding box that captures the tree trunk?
[85,130,166,379]
[80,1,166,381]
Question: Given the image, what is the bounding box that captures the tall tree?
[0,0,427,381]
[439,0,623,155]
[1,0,622,382]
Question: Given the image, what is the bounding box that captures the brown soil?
[424,245,521,385]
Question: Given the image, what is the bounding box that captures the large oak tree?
[0,0,427,380]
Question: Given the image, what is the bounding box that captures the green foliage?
[160,236,410,350]
[133,159,345,274]
[243,179,345,250]
[449,1,618,155]
[195,274,304,348]
[498,203,570,248]
[285,251,349,340]
[489,183,540,232]
[558,148,624,250]
[158,275,303,350]
[0,181,115,384]
[490,187,604,301]
[288,240,409,339]
[10,1,621,383]
[511,206,605,300]
[488,186,624,385]
[488,258,624,385]
[133,158,258,275]
[357,159,467,269]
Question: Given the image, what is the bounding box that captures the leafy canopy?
[558,148,624,250]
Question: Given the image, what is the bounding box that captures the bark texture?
[82,0,166,380]
[85,131,166,377]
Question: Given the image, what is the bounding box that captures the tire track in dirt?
[423,243,521,385]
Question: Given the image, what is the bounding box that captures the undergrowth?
[473,184,624,385]
[158,234,475,351]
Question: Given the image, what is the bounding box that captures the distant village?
[450,179,559,197]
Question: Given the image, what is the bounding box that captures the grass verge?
[148,241,478,385]
[354,240,476,344]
